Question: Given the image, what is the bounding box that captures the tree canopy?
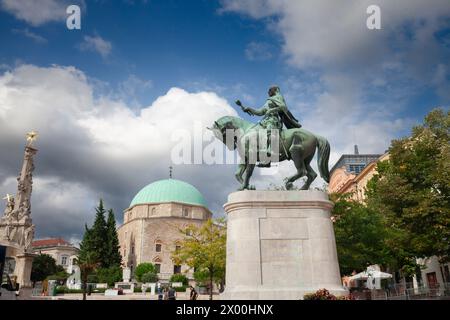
[333,109,450,277]
[31,254,65,284]
[366,109,450,265]
[171,218,226,300]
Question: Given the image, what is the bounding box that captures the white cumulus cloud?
[0,0,71,26]
[0,64,238,239]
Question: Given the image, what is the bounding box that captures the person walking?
[189,286,198,300]
[168,286,177,300]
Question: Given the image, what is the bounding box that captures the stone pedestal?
[221,190,346,300]
[122,267,131,283]
[15,252,36,289]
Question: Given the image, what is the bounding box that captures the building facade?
[31,238,79,272]
[329,150,389,202]
[117,178,212,282]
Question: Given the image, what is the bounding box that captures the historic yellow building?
[328,147,389,201]
[117,178,212,282]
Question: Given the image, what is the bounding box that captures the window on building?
[155,264,161,273]
[131,245,135,254]
[183,208,189,217]
[156,243,162,252]
[152,207,156,215]
[173,265,181,274]
[349,164,365,175]
[444,265,450,283]
[61,256,68,265]
[129,212,133,220]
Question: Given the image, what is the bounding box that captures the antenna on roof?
[354,145,359,155]
[169,166,173,179]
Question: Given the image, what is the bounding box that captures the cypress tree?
[91,199,108,268]
[78,224,97,263]
[106,209,122,267]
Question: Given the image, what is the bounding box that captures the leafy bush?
[47,270,69,282]
[134,286,156,293]
[303,289,337,300]
[31,254,63,284]
[55,285,106,295]
[87,274,99,283]
[141,272,158,283]
[56,286,84,294]
[96,266,122,286]
[135,263,156,282]
[174,285,187,292]
[170,274,188,286]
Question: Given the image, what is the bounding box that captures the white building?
[31,238,79,272]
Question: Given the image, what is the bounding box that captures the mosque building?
[117,177,212,282]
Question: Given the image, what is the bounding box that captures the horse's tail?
[316,135,330,183]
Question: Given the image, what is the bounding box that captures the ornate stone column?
[0,132,38,293]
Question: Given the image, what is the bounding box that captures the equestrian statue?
[209,86,330,191]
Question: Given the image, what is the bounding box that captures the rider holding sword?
[235,86,301,167]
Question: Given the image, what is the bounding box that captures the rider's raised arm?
[244,101,269,116]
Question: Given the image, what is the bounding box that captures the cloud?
[0,64,238,240]
[221,0,450,171]
[78,35,112,58]
[0,0,70,26]
[221,0,450,69]
[245,41,273,61]
[117,74,153,107]
[12,28,47,44]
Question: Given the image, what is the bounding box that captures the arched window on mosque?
[153,256,162,273]
[155,239,162,253]
[152,207,156,216]
[182,207,189,217]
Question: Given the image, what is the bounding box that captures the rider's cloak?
[267,88,302,129]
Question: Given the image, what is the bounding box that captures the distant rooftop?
[330,145,382,176]
[32,238,72,248]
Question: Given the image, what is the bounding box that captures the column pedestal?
[221,190,347,300]
[15,252,36,289]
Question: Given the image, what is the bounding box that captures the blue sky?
[0,0,449,241]
[0,0,284,106]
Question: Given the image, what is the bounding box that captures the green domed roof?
[130,179,207,208]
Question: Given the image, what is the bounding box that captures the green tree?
[172,218,226,300]
[75,250,99,301]
[91,199,109,268]
[141,272,158,284]
[170,273,188,286]
[106,209,122,267]
[31,254,61,285]
[134,263,157,282]
[77,224,100,300]
[366,108,450,269]
[96,266,122,287]
[331,193,395,275]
